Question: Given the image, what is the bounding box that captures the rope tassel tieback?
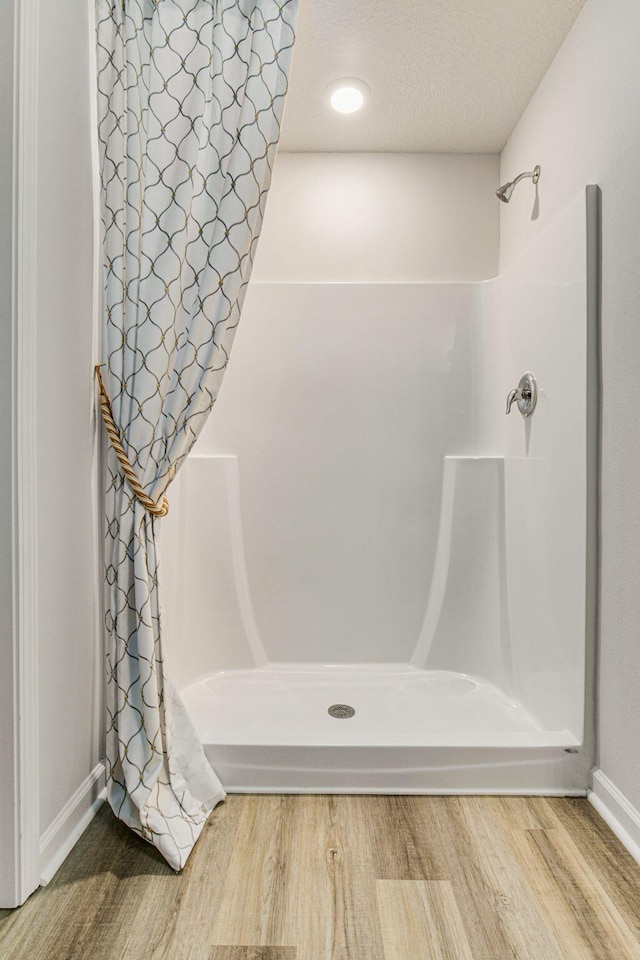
[95,365,169,517]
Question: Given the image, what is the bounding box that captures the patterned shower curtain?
[95,0,297,870]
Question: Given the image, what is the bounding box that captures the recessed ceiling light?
[326,78,370,115]
[331,86,364,114]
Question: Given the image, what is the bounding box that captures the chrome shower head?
[496,180,516,203]
[496,164,540,203]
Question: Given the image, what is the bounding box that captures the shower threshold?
[181,664,586,795]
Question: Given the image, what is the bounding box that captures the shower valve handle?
[506,372,537,417]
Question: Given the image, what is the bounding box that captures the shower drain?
[328,703,355,719]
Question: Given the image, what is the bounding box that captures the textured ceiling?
[280,0,586,152]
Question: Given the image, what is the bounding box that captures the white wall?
[499,0,640,809]
[0,0,18,909]
[35,1,102,843]
[252,153,499,282]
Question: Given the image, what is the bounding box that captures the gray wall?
[0,0,17,908]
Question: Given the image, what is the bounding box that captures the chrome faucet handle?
[505,387,520,414]
[506,372,537,418]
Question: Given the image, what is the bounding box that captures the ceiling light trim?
[326,77,370,115]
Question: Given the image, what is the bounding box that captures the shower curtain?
[95,0,297,870]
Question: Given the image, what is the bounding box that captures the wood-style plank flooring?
[2,796,640,959]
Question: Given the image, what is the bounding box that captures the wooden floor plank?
[210,795,297,948]
[458,796,564,960]
[276,796,333,960]
[483,794,557,831]
[283,795,385,960]
[367,796,449,880]
[377,880,474,960]
[337,796,387,960]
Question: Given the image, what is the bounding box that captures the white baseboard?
[589,768,640,866]
[39,761,107,885]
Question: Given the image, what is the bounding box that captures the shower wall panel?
[161,455,265,688]
[186,283,483,665]
[480,188,596,739]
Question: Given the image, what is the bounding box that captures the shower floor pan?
[181,664,586,795]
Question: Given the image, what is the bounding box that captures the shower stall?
[162,186,598,795]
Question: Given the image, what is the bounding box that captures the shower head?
[496,165,540,203]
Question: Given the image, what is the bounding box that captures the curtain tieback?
[94,365,169,517]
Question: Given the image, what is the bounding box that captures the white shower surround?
[162,188,597,794]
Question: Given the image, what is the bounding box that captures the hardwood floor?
[2,796,640,960]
